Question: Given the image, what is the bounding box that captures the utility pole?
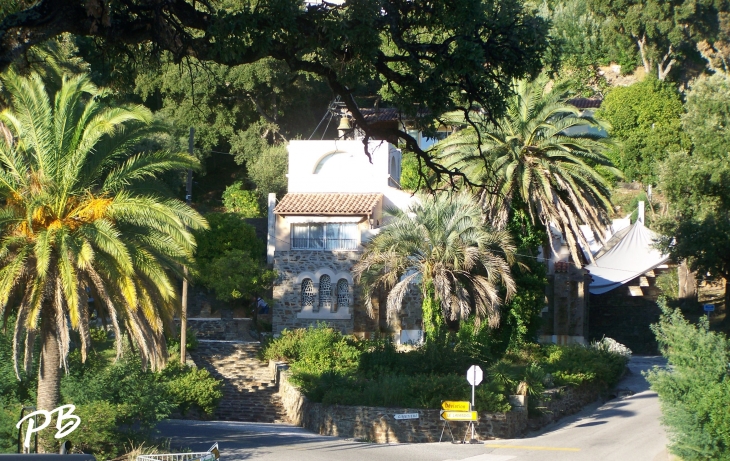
[181,127,194,364]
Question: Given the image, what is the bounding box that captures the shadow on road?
[157,420,384,457]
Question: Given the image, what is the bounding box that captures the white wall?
[287,140,401,193]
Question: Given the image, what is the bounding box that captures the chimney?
[637,201,645,226]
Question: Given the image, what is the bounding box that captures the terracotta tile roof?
[567,97,603,109]
[274,193,383,215]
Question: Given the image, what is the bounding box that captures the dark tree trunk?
[725,278,730,312]
[677,260,698,307]
[37,304,61,413]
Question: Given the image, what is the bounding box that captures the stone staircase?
[191,341,289,423]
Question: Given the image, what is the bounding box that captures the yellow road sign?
[440,410,478,421]
[441,401,471,411]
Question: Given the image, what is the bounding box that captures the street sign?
[440,411,478,421]
[393,413,419,420]
[704,304,715,312]
[466,365,483,386]
[441,401,470,412]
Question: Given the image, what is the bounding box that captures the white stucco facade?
[286,140,415,213]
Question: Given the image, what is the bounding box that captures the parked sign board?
[440,411,478,421]
[441,401,470,411]
[704,304,715,312]
[393,413,419,420]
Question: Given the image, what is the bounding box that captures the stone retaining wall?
[274,364,603,443]
[527,384,603,431]
[276,368,529,442]
[173,318,256,341]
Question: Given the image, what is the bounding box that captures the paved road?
[158,356,671,461]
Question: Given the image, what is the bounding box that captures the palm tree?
[433,76,619,265]
[353,192,516,337]
[0,71,207,414]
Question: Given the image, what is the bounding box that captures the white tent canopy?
[586,221,670,295]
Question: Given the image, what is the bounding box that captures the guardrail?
[138,443,219,461]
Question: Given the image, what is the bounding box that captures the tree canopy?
[0,0,551,183]
[657,74,730,306]
[586,0,730,80]
[353,192,516,333]
[597,77,688,183]
[0,71,206,412]
[433,76,617,266]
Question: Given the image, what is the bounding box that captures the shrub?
[158,360,222,415]
[64,401,125,460]
[591,337,632,358]
[263,325,626,416]
[0,404,20,453]
[263,324,360,376]
[541,343,628,389]
[655,268,679,302]
[646,303,730,460]
[222,182,263,217]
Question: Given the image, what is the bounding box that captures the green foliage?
[656,74,730,293]
[586,0,729,79]
[61,353,175,432]
[646,302,730,460]
[0,404,19,453]
[193,213,274,302]
[399,151,429,192]
[63,401,127,460]
[229,120,289,197]
[263,324,361,377]
[540,0,607,69]
[134,57,329,155]
[434,75,618,265]
[52,342,221,459]
[262,324,627,415]
[354,192,516,333]
[222,182,263,217]
[167,328,200,352]
[495,209,548,351]
[158,360,223,415]
[683,74,730,160]
[0,70,208,408]
[195,212,265,262]
[201,250,277,302]
[421,285,445,344]
[655,268,679,302]
[597,77,688,183]
[541,344,628,389]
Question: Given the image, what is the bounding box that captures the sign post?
[465,365,483,443]
[704,304,715,321]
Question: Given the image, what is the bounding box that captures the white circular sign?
[466,365,483,386]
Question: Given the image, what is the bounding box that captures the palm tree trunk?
[37,303,61,413]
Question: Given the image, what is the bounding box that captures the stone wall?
[527,385,604,431]
[275,365,604,443]
[399,283,424,331]
[273,250,361,334]
[277,368,529,442]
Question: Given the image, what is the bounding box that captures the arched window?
[336,279,349,312]
[302,279,315,310]
[319,275,332,311]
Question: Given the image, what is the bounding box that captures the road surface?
[158,356,672,461]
